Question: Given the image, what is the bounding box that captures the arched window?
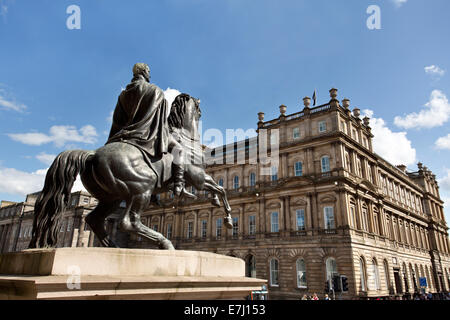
[296,259,307,288]
[233,176,239,190]
[246,255,256,278]
[384,260,391,290]
[360,257,367,292]
[295,162,303,177]
[372,259,380,290]
[218,178,224,187]
[249,172,256,187]
[270,258,279,286]
[349,199,357,229]
[361,204,369,232]
[321,156,330,173]
[326,257,338,282]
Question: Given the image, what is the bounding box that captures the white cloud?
[0,167,47,197]
[164,87,181,107]
[8,125,98,147]
[0,166,86,198]
[394,90,450,129]
[439,169,450,191]
[35,152,56,166]
[0,93,27,112]
[363,109,416,166]
[435,134,450,150]
[425,65,445,78]
[391,0,408,7]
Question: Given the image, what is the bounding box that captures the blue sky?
[0,0,450,222]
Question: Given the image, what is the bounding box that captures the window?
[341,121,346,133]
[249,215,256,235]
[271,166,278,181]
[233,176,239,190]
[246,255,257,278]
[187,222,193,239]
[167,223,172,239]
[153,224,158,232]
[201,220,207,238]
[296,259,307,288]
[249,172,256,187]
[270,259,279,286]
[350,205,356,228]
[384,260,391,290]
[360,258,367,292]
[271,212,279,233]
[324,207,335,229]
[372,259,380,290]
[296,209,305,231]
[326,257,338,282]
[295,162,303,177]
[319,121,327,133]
[66,218,71,232]
[232,217,239,237]
[293,127,300,139]
[218,178,224,187]
[216,218,222,239]
[361,206,368,232]
[321,156,330,173]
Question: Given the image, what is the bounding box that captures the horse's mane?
[168,93,200,130]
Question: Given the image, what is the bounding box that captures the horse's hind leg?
[85,200,120,248]
[119,192,174,250]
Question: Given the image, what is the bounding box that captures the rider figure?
[107,63,195,200]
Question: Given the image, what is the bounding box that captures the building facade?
[0,88,449,300]
[135,88,450,299]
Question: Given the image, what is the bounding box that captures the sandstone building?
[1,88,449,300]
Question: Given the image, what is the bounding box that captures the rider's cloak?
[106,75,171,186]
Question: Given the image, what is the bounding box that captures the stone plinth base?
[0,248,266,300]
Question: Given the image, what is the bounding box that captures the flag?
[312,89,317,106]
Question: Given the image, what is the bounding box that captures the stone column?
[239,204,244,239]
[259,199,265,237]
[284,196,291,232]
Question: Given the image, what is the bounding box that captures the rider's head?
[133,63,150,82]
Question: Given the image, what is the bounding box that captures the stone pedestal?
[0,248,266,300]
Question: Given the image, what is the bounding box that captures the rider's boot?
[173,164,196,199]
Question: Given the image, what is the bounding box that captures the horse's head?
[168,93,202,135]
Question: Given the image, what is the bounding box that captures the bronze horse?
[29,94,232,250]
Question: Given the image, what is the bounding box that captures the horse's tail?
[29,150,93,249]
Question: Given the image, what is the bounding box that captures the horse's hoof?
[160,239,175,250]
[224,217,233,229]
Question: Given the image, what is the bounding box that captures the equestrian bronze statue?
[29,63,232,250]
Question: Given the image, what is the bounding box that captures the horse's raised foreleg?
[204,175,233,229]
[119,192,174,250]
[85,200,121,248]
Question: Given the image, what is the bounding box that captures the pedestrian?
[324,294,330,300]
[312,293,319,300]
[301,294,308,300]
